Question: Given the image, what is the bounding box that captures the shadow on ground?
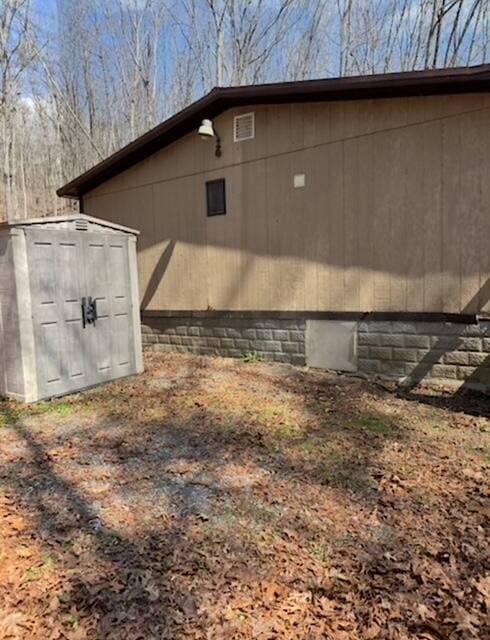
[0,353,488,639]
[397,382,490,419]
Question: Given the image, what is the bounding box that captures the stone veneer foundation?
[142,315,306,365]
[142,314,490,391]
[357,320,490,390]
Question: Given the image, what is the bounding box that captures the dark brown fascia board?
[57,64,490,199]
[141,309,480,324]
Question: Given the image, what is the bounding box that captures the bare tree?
[176,0,299,89]
[0,0,35,219]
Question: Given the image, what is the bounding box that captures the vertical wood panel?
[303,103,330,148]
[234,160,270,310]
[357,135,375,310]
[388,124,408,312]
[372,130,392,311]
[404,121,425,312]
[343,137,360,311]
[303,146,321,309]
[205,167,242,310]
[441,116,462,313]
[307,146,329,311]
[459,112,482,313]
[152,176,207,311]
[325,142,344,311]
[265,154,305,310]
[422,119,443,311]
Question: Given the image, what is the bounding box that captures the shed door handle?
[81,297,97,328]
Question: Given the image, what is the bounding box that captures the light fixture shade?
[198,119,215,138]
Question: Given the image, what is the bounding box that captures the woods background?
[1,0,489,221]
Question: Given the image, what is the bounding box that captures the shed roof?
[58,64,490,199]
[0,213,139,235]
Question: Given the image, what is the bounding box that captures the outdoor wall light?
[198,118,222,157]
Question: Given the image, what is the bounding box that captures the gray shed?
[0,214,143,402]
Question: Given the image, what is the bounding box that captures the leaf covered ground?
[0,352,488,639]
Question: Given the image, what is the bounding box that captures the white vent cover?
[233,112,255,142]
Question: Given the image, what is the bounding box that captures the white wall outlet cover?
[293,173,305,188]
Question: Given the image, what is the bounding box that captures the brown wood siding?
[83,94,490,314]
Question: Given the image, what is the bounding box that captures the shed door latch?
[81,297,97,328]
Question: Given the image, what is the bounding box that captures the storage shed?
[0,214,143,402]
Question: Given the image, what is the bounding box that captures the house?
[58,65,490,389]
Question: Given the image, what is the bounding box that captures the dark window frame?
[206,178,226,217]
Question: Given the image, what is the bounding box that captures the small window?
[206,179,226,216]
[234,112,255,142]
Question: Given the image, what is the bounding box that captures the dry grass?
[0,352,488,639]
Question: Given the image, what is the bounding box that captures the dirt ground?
[0,352,488,640]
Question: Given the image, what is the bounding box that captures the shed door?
[28,230,91,398]
[28,230,136,399]
[82,233,136,385]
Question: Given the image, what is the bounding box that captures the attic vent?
[233,112,255,142]
[75,219,89,231]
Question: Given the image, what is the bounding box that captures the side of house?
[82,94,490,318]
[70,80,490,389]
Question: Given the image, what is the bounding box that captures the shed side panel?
[0,232,25,398]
